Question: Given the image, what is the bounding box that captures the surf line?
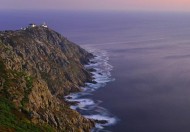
[65,47,118,131]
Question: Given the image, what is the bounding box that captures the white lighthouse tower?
[41,22,48,28]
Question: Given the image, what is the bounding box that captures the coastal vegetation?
[0,25,94,131]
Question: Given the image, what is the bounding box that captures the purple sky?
[1,0,190,12]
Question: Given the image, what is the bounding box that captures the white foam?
[76,99,94,109]
[70,105,78,110]
[65,47,118,130]
[84,114,117,126]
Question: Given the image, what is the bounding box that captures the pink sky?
[1,0,190,12]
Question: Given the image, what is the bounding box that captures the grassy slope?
[0,60,55,132]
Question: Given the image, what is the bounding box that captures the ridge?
[0,25,95,131]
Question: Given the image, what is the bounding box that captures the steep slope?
[0,26,94,131]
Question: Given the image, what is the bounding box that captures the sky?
[1,0,190,12]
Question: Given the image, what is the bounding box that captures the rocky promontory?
[0,25,95,131]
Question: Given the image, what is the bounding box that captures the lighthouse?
[41,22,48,28]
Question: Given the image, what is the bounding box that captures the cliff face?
[0,26,94,131]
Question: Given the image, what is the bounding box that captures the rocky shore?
[0,25,95,131]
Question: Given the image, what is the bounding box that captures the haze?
[1,0,190,12]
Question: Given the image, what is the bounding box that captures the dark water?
[1,11,190,132]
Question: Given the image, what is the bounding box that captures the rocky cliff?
[0,25,94,131]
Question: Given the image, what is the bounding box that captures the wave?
[65,47,118,131]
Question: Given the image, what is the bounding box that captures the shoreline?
[65,47,118,131]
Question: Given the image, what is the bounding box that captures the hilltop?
[0,25,94,131]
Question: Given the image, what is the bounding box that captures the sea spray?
[65,47,118,131]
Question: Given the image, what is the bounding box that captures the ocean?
[1,11,190,132]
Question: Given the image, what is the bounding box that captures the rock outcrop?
[0,26,94,131]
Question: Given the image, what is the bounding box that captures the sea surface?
[1,11,190,132]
